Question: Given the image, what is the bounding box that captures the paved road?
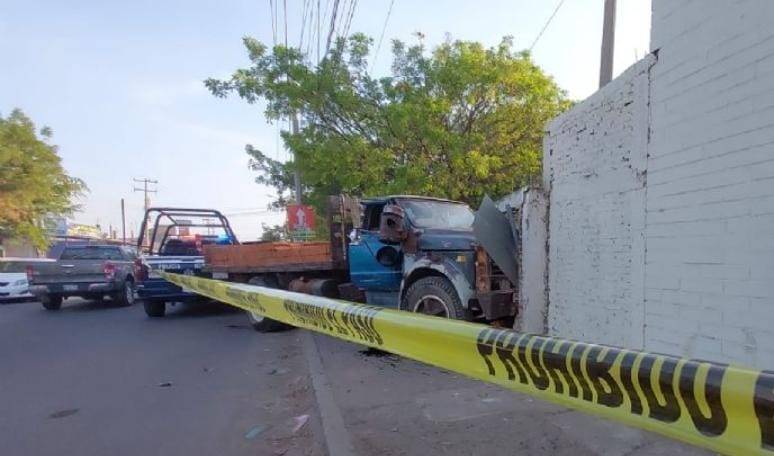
[0,298,323,456]
[0,298,710,456]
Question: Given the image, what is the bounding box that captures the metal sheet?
[473,195,519,286]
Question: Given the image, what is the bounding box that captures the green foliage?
[260,223,286,241]
[0,109,86,249]
[207,34,570,211]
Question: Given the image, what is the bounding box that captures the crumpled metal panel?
[473,195,519,286]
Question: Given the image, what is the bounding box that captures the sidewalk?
[307,332,710,456]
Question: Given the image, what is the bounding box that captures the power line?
[283,0,289,47]
[340,0,358,40]
[334,0,348,42]
[317,0,323,63]
[268,0,277,46]
[305,0,317,57]
[371,0,395,73]
[324,0,340,56]
[299,0,311,48]
[529,0,566,52]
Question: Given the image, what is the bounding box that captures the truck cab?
[348,196,517,322]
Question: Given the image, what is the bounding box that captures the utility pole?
[291,113,302,204]
[133,178,158,247]
[599,0,616,88]
[120,198,127,245]
[133,178,158,213]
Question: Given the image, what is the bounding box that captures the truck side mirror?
[379,204,407,243]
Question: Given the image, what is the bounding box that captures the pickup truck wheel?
[402,276,467,320]
[143,300,166,317]
[246,276,290,332]
[41,294,63,311]
[113,280,135,307]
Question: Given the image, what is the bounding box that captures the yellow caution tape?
[161,272,774,455]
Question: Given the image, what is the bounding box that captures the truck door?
[348,202,402,291]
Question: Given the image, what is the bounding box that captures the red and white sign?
[287,205,316,231]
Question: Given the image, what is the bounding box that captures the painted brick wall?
[543,55,655,348]
[645,0,774,367]
[516,188,549,335]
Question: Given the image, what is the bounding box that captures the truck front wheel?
[402,276,468,320]
[143,300,166,317]
[41,294,63,311]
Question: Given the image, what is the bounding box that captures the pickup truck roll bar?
[137,207,239,254]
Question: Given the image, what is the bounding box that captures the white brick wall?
[543,55,655,348]
[540,0,774,369]
[645,0,774,368]
[516,188,549,334]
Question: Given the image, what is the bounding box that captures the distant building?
[0,238,39,258]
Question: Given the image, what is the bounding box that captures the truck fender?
[400,256,475,309]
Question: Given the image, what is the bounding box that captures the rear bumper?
[135,278,200,302]
[29,282,120,296]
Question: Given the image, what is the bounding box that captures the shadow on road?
[160,300,241,319]
[0,297,37,306]
[56,298,132,313]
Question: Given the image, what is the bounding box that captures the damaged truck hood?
[472,195,519,286]
[417,230,476,251]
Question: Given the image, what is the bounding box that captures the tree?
[260,223,286,241]
[207,34,570,212]
[0,109,85,249]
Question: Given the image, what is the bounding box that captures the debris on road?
[266,367,289,376]
[49,408,79,419]
[291,414,309,433]
[226,324,249,330]
[244,424,267,440]
[157,381,173,387]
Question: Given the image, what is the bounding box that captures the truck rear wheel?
[143,300,166,317]
[112,279,135,307]
[246,276,290,332]
[41,294,63,311]
[402,276,467,320]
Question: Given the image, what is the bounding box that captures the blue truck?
[204,195,519,331]
[134,208,238,317]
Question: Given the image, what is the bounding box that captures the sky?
[0,0,651,241]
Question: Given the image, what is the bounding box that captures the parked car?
[27,244,137,310]
[0,257,41,301]
[134,207,238,317]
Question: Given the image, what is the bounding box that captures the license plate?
[63,284,78,291]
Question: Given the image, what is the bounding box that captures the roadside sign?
[287,205,315,240]
[287,205,315,231]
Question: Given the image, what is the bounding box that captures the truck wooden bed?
[203,241,347,274]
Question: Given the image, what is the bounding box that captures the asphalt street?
[1,298,710,456]
[0,298,323,456]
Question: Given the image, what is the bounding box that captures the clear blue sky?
[0,0,650,240]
